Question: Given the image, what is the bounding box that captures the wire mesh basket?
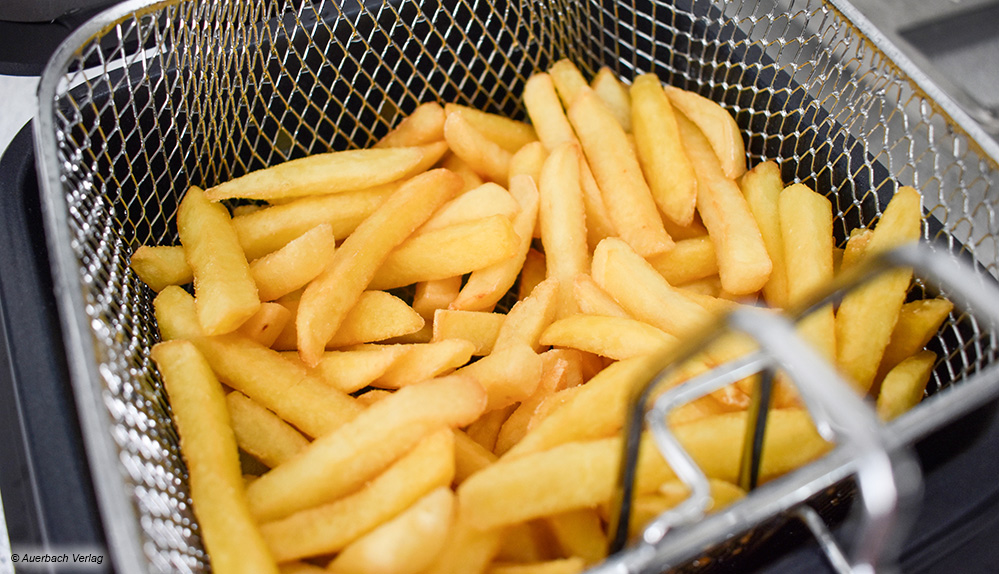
[32,0,999,572]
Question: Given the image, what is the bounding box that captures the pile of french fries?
[132,59,953,574]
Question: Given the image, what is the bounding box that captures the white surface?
[0,75,37,158]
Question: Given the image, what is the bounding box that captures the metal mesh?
[34,0,999,572]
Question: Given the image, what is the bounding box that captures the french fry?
[233,185,397,260]
[439,152,486,192]
[457,343,544,412]
[432,309,505,355]
[571,274,629,318]
[630,73,697,225]
[178,186,261,334]
[445,103,538,153]
[675,113,771,294]
[740,160,788,307]
[876,298,953,382]
[313,345,410,393]
[494,355,569,455]
[326,486,455,574]
[418,183,520,234]
[549,59,590,109]
[493,278,560,351]
[193,334,362,438]
[454,429,499,484]
[204,146,430,201]
[355,389,392,406]
[249,223,336,301]
[569,89,674,257]
[591,66,632,132]
[545,508,607,566]
[237,302,293,347]
[836,186,922,394]
[444,111,511,186]
[539,314,678,361]
[130,245,193,291]
[465,404,517,453]
[154,285,204,340]
[876,350,937,421]
[487,558,586,574]
[420,514,504,574]
[539,143,589,318]
[841,228,874,271]
[519,248,548,301]
[369,215,520,291]
[414,277,464,322]
[274,291,424,350]
[297,169,461,366]
[246,375,484,522]
[495,522,558,564]
[451,175,541,311]
[151,340,278,574]
[509,141,548,186]
[260,429,456,561]
[646,236,718,286]
[372,339,477,389]
[663,85,746,179]
[374,102,447,148]
[628,479,745,538]
[226,391,309,468]
[278,562,326,574]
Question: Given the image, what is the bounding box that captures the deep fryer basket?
[32,0,999,572]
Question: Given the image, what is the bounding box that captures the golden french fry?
[466,404,516,453]
[414,277,463,322]
[569,89,674,257]
[440,152,487,192]
[237,302,292,348]
[519,248,547,301]
[418,183,520,234]
[246,375,484,522]
[836,186,922,394]
[549,59,590,110]
[487,558,586,574]
[249,223,336,301]
[233,185,397,260]
[450,175,540,311]
[663,85,746,179]
[178,186,261,334]
[278,562,327,574]
[841,227,874,271]
[630,73,697,226]
[131,245,193,291]
[591,66,632,132]
[495,522,558,564]
[274,291,424,351]
[374,102,446,148]
[539,314,678,361]
[326,486,455,574]
[675,113,771,294]
[297,169,461,366]
[494,355,569,455]
[154,285,204,341]
[494,278,560,351]
[628,479,745,538]
[151,340,278,574]
[260,429,456,561]
[369,215,520,291]
[646,236,718,286]
[457,343,544,412]
[876,350,937,421]
[204,146,429,201]
[432,309,505,355]
[420,514,503,574]
[454,429,498,484]
[313,345,410,393]
[545,508,606,566]
[740,160,788,307]
[355,389,392,406]
[876,298,953,382]
[372,339,476,389]
[539,143,589,318]
[571,274,629,318]
[445,103,538,153]
[226,391,309,468]
[193,334,362,438]
[444,111,511,186]
[509,141,548,185]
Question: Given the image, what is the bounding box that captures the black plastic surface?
[0,2,120,76]
[0,124,109,571]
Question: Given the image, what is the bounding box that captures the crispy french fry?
[278,562,326,574]
[420,514,503,574]
[233,185,397,260]
[630,73,697,226]
[524,73,576,147]
[545,508,606,566]
[418,183,520,234]
[313,345,410,393]
[841,228,874,270]
[509,141,548,186]
[675,113,771,294]
[372,339,476,389]
[193,334,362,438]
[414,277,464,322]
[663,85,746,179]
[154,285,204,340]
[457,343,544,412]
[591,66,632,132]
[326,486,455,574]
[444,111,511,186]
[454,429,498,484]
[151,340,278,574]
[549,59,590,109]
[836,187,922,394]
[237,302,293,347]
[297,169,461,365]
[260,429,456,561]
[876,350,936,421]
[250,223,336,301]
[432,309,505,355]
[569,89,674,257]
[539,314,678,360]
[178,186,260,334]
[647,236,718,286]
[226,391,309,468]
[465,404,516,453]
[445,103,538,153]
[539,143,589,318]
[494,278,560,351]
[494,355,569,455]
[450,175,540,312]
[628,479,745,538]
[374,102,447,148]
[741,161,788,307]
[369,215,520,291]
[274,291,424,351]
[439,152,486,192]
[495,522,558,564]
[487,558,586,574]
[876,298,953,382]
[571,274,629,318]
[131,245,193,291]
[205,146,430,201]
[355,389,392,406]
[246,375,484,522]
[519,248,547,301]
